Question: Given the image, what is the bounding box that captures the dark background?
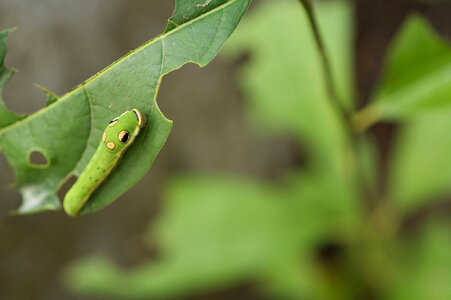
[1,0,450,299]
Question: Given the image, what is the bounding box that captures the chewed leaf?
[0,29,26,130]
[0,0,251,215]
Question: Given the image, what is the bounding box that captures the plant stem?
[297,0,348,118]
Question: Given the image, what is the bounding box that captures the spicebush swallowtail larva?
[63,109,147,217]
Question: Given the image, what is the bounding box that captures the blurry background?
[1,0,451,299]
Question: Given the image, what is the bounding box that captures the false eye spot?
[102,132,106,142]
[118,130,130,143]
[109,119,118,127]
[106,141,116,150]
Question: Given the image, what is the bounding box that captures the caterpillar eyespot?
[63,109,147,217]
[118,130,129,143]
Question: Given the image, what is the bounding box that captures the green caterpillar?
[63,109,147,217]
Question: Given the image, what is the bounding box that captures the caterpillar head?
[102,109,147,154]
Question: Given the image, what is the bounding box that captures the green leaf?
[0,0,251,215]
[353,14,451,130]
[389,109,451,212]
[0,29,26,129]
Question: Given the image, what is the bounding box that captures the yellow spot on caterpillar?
[102,132,106,142]
[108,119,118,127]
[106,141,116,150]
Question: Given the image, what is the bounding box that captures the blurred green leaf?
[389,220,451,300]
[353,14,451,130]
[65,1,363,299]
[356,13,451,213]
[223,0,359,214]
[223,0,355,162]
[231,0,362,224]
[0,0,251,215]
[65,176,317,299]
[0,29,26,129]
[389,109,451,212]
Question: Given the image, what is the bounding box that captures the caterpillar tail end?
[63,191,82,218]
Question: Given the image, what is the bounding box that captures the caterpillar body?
[63,109,146,217]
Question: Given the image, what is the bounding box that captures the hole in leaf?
[57,174,77,200]
[28,151,49,168]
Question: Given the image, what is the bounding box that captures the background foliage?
[64,0,451,299]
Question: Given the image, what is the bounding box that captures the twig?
[297,0,348,118]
